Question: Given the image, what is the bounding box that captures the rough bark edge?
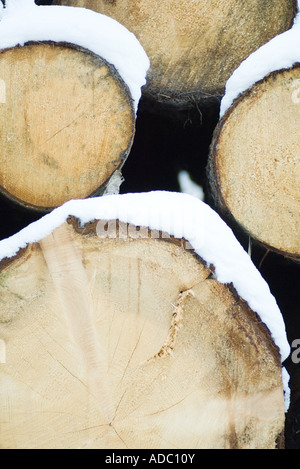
[0,215,285,446]
[72,216,287,449]
[0,214,284,375]
[143,83,223,110]
[292,0,299,24]
[143,0,298,109]
[47,0,298,110]
[0,41,135,212]
[207,64,300,263]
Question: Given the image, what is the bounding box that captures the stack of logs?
[0,0,299,449]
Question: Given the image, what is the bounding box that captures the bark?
[208,65,300,262]
[0,42,135,211]
[53,0,297,107]
[0,217,285,449]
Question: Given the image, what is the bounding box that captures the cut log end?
[53,0,296,106]
[208,66,300,261]
[0,218,285,449]
[0,42,135,210]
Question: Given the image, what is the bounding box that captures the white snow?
[282,368,291,413]
[220,0,300,117]
[0,191,291,408]
[0,0,149,112]
[178,170,205,201]
[0,0,291,409]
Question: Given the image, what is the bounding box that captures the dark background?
[0,0,299,449]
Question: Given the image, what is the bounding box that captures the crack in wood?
[149,288,194,360]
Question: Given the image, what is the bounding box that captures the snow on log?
[0,192,290,449]
[0,1,149,210]
[208,11,300,262]
[52,0,296,107]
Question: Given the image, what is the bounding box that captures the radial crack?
[150,289,194,360]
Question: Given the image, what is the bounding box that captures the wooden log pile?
[0,194,289,449]
[52,0,296,107]
[0,0,299,449]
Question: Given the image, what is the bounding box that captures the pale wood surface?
[208,66,300,260]
[0,42,134,210]
[53,0,296,105]
[0,220,285,449]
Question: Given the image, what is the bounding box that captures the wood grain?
[0,219,285,449]
[53,0,296,105]
[208,66,300,260]
[0,42,135,210]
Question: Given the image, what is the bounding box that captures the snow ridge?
[221,1,300,117]
[0,0,150,112]
[0,191,291,408]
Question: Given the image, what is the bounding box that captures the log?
[208,65,300,262]
[53,0,297,107]
[0,42,135,210]
[0,4,149,210]
[0,192,289,449]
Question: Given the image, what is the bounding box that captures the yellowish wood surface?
[0,220,285,449]
[210,67,300,259]
[54,0,295,103]
[0,43,134,210]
